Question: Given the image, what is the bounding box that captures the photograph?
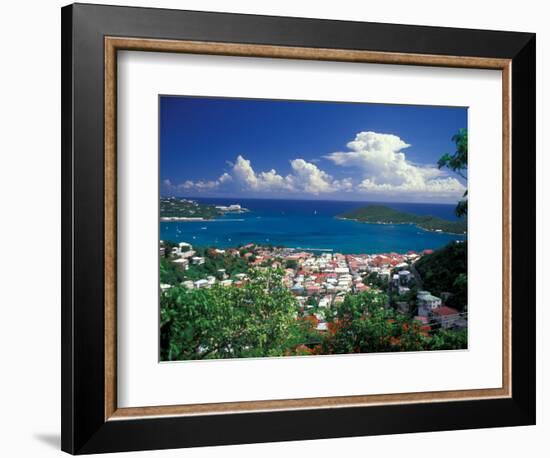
[159,96,469,361]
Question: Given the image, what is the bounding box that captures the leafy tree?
[160,266,469,361]
[364,271,388,291]
[322,291,429,354]
[285,259,299,270]
[438,128,468,217]
[160,257,187,285]
[161,240,177,258]
[160,268,311,360]
[429,329,467,350]
[396,285,419,315]
[452,273,468,311]
[305,296,318,307]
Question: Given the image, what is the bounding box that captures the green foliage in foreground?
[337,205,467,235]
[415,241,468,311]
[160,268,467,361]
[322,291,466,354]
[160,269,314,360]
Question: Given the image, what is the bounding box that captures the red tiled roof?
[432,306,459,316]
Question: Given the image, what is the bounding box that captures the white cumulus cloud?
[163,155,353,196]
[162,174,231,193]
[232,155,294,192]
[289,159,337,194]
[163,131,464,201]
[230,155,352,195]
[325,131,465,198]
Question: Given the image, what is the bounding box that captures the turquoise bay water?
[160,198,466,254]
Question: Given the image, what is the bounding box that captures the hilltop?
[337,205,467,235]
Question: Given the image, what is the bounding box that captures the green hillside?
[160,197,222,219]
[414,241,468,311]
[337,205,467,235]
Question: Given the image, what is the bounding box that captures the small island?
[160,197,248,221]
[337,205,467,235]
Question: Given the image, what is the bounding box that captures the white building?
[398,270,412,282]
[194,279,209,288]
[417,291,442,316]
[178,241,192,251]
[171,258,189,270]
[418,292,442,309]
[191,256,205,265]
[318,296,331,308]
[379,270,391,282]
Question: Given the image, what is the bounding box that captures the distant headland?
[337,205,467,235]
[160,197,249,222]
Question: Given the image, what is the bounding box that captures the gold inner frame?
[104,37,512,421]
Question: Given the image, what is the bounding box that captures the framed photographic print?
[61,3,536,454]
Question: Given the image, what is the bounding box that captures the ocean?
[160,198,466,254]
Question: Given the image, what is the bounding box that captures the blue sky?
[160,96,467,203]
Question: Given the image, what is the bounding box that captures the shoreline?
[160,217,246,222]
[160,216,209,222]
[159,240,452,257]
[335,216,467,236]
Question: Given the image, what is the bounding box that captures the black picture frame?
[61,3,536,454]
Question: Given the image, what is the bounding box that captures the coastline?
[160,216,209,222]
[160,199,465,254]
[160,217,246,222]
[335,216,467,236]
